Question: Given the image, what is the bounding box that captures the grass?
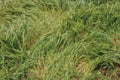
[0,0,120,80]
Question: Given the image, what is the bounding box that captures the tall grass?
[0,0,120,80]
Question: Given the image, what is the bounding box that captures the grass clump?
[0,0,120,80]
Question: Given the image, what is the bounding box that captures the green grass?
[0,0,120,80]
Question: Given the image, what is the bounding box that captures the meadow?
[0,0,120,80]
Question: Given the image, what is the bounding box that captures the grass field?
[0,0,120,80]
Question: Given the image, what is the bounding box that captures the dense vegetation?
[0,0,120,80]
